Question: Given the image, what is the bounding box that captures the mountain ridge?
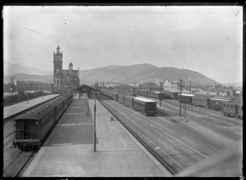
[4,62,225,86]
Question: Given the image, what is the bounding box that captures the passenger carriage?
[208,96,236,111]
[13,93,73,151]
[133,97,157,116]
[222,98,243,118]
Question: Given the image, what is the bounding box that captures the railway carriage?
[118,94,124,104]
[222,98,243,118]
[178,94,194,104]
[192,94,212,108]
[112,92,118,102]
[208,96,236,111]
[133,97,157,116]
[124,96,135,108]
[13,93,73,151]
[163,91,178,100]
[153,91,164,99]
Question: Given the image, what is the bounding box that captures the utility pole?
[12,77,13,97]
[190,80,191,94]
[150,82,151,96]
[94,92,97,152]
[178,78,183,117]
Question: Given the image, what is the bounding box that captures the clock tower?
[53,46,63,85]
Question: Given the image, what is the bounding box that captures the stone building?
[53,46,80,92]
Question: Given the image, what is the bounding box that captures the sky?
[3,6,243,84]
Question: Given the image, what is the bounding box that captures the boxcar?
[222,99,243,118]
[163,91,178,100]
[178,94,194,104]
[133,97,157,116]
[13,93,72,151]
[153,91,164,99]
[208,96,236,111]
[192,94,212,108]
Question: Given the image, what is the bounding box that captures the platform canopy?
[73,84,98,91]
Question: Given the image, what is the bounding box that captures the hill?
[4,61,52,76]
[79,64,218,86]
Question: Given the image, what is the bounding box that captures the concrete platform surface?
[22,93,171,177]
[4,94,60,119]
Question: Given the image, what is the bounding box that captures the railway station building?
[53,46,80,92]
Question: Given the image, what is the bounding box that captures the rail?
[97,94,178,175]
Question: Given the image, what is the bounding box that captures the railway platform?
[22,93,171,177]
[4,94,60,119]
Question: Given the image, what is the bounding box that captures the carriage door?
[24,120,31,139]
[235,105,238,114]
[16,120,24,140]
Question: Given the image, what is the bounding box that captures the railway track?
[3,150,36,177]
[97,93,231,175]
[97,94,179,175]
[156,99,242,141]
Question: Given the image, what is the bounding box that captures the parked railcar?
[118,94,124,104]
[208,96,236,111]
[222,98,243,118]
[153,91,164,99]
[13,93,73,151]
[178,94,194,104]
[124,96,135,108]
[163,91,178,100]
[192,94,212,108]
[133,97,157,116]
[112,92,118,102]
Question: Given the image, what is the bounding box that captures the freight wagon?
[163,91,178,100]
[13,93,73,151]
[178,94,194,104]
[192,94,212,108]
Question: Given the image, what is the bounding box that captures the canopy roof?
[74,84,97,91]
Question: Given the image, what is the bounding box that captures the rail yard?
[3,86,242,177]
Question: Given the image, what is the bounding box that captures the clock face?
[56,68,59,73]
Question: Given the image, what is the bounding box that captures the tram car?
[221,98,243,118]
[192,94,212,108]
[208,96,236,111]
[13,92,73,151]
[178,94,194,104]
[133,97,157,116]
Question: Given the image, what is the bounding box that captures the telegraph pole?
[179,78,183,117]
[12,77,13,97]
[190,80,191,94]
[94,92,97,152]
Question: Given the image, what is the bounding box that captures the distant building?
[53,46,80,92]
